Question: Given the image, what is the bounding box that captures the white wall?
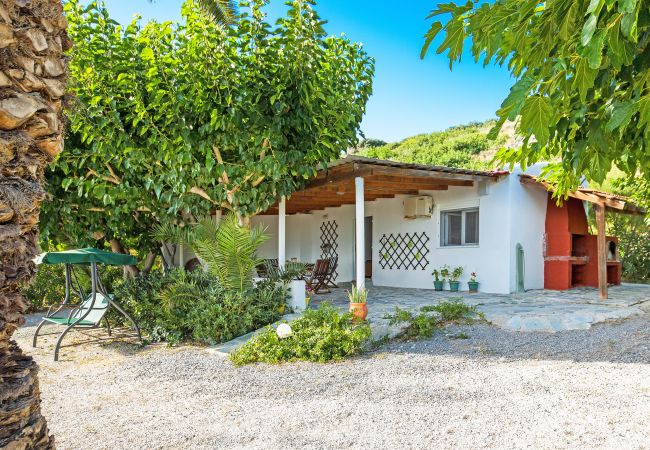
[252,166,549,294]
[506,164,548,291]
[369,178,512,294]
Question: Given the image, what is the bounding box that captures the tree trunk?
[108,238,140,278]
[0,1,70,448]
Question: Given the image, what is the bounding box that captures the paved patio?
[310,283,650,334]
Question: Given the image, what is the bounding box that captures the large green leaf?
[520,95,554,147]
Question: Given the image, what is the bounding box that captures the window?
[441,208,479,246]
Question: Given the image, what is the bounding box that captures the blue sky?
[103,0,513,142]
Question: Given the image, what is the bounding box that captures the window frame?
[440,207,480,247]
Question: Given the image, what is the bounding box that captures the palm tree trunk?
[0,0,70,448]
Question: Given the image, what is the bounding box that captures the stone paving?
[310,282,650,334]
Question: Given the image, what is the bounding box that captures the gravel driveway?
[14,311,650,450]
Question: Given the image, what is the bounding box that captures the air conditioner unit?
[403,196,433,219]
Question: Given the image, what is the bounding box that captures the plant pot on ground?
[449,266,463,292]
[432,269,443,291]
[468,271,478,293]
[348,285,368,321]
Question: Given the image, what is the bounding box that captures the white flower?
[276,323,293,339]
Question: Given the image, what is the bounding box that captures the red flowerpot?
[349,302,368,321]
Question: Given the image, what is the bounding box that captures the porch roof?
[264,155,510,215]
[519,174,647,216]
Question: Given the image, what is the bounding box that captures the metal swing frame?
[32,261,142,361]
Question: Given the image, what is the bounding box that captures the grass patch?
[384,299,480,340]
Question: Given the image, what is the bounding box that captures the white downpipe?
[278,195,286,270]
[355,177,365,289]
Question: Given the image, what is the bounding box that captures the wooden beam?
[367,174,474,187]
[363,164,490,182]
[520,175,646,215]
[595,203,608,300]
[304,164,372,189]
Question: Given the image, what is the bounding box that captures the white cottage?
[245,156,643,297]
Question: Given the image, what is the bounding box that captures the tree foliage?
[42,0,374,254]
[422,0,650,195]
[359,120,504,169]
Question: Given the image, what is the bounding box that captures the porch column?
[355,177,365,289]
[595,202,607,299]
[278,195,286,270]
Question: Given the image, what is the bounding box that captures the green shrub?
[113,269,283,345]
[230,303,372,365]
[385,300,479,340]
[384,308,439,338]
[23,263,123,312]
[420,299,477,322]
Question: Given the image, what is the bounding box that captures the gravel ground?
[13,311,650,450]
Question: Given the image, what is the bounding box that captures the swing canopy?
[34,248,136,266]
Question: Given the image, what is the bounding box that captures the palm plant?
[153,214,267,292]
[148,0,237,25]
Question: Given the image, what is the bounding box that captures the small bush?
[420,299,477,323]
[114,269,283,345]
[230,303,372,365]
[385,300,479,340]
[384,308,439,338]
[23,263,123,312]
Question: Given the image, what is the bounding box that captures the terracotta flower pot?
[349,302,368,321]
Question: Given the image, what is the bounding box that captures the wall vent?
[403,196,433,219]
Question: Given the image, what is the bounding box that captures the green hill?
[357,120,517,170]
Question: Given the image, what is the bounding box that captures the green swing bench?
[32,248,143,361]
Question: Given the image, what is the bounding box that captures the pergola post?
[595,202,608,299]
[355,177,365,289]
[278,195,286,270]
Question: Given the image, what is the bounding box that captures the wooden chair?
[305,259,331,294]
[324,256,338,289]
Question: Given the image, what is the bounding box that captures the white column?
[355,177,365,289]
[278,195,286,270]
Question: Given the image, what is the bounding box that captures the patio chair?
[324,256,338,289]
[305,258,331,294]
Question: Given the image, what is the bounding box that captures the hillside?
[357,120,518,170]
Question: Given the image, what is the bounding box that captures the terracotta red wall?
[543,195,621,290]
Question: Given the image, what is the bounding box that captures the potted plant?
[440,265,450,290]
[432,269,443,291]
[348,285,368,321]
[468,271,479,293]
[449,266,463,292]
